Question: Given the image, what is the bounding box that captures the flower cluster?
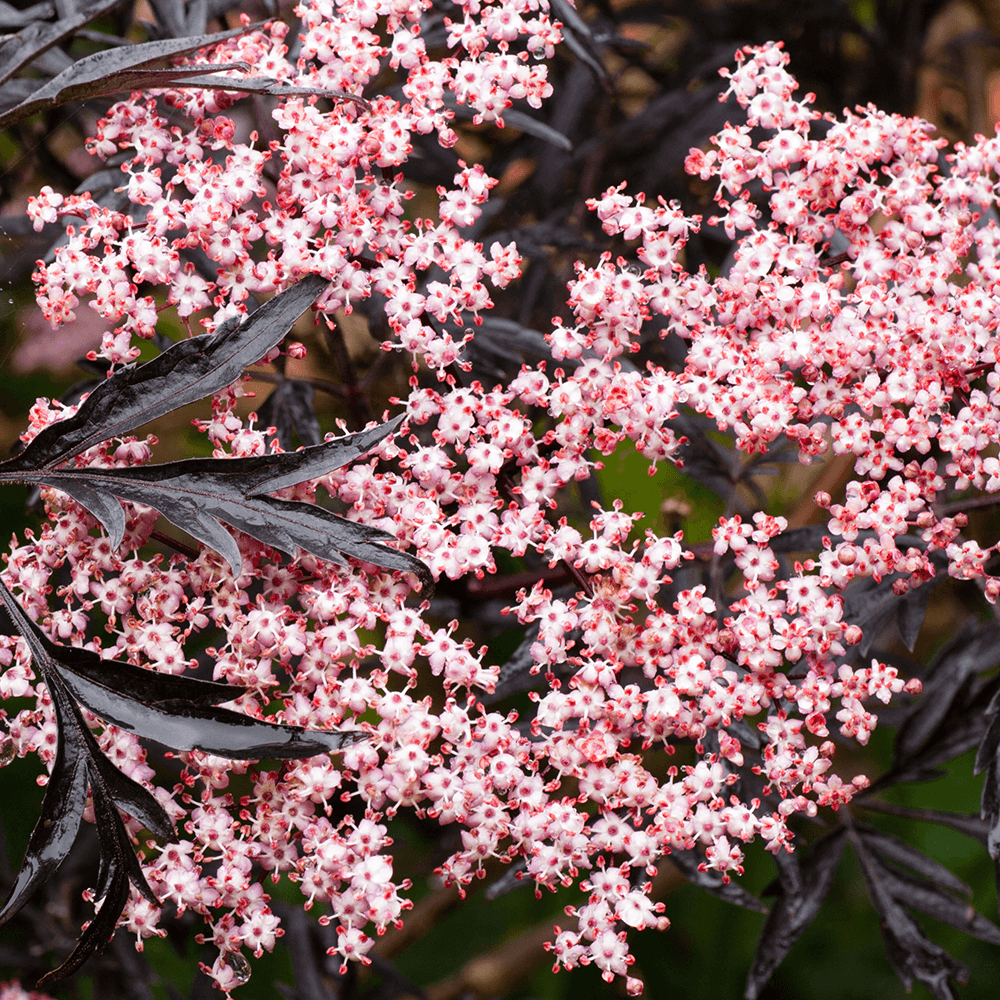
[11,19,1000,998]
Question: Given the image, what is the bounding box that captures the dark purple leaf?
[148,0,185,37]
[976,734,1000,860]
[39,450,427,580]
[0,671,88,925]
[170,73,370,107]
[877,859,1000,945]
[744,828,846,999]
[0,0,128,86]
[60,666,365,758]
[258,379,323,450]
[855,836,970,1000]
[0,23,257,128]
[896,623,1000,766]
[669,848,768,915]
[35,865,131,987]
[857,826,971,896]
[485,862,529,900]
[185,0,206,34]
[856,801,989,845]
[0,274,329,472]
[896,579,933,651]
[0,278,428,582]
[41,640,244,710]
[0,576,365,759]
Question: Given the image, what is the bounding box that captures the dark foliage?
[0,275,428,983]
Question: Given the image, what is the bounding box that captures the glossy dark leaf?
[896,622,1000,766]
[37,446,426,579]
[841,574,906,657]
[0,275,329,472]
[856,836,969,1000]
[896,579,933,651]
[0,576,365,759]
[61,670,366,758]
[258,379,323,450]
[668,848,769,915]
[496,109,573,150]
[0,669,88,925]
[36,865,131,987]
[857,801,989,845]
[168,73,369,106]
[548,0,608,85]
[0,23,255,128]
[877,859,1000,945]
[148,0,185,37]
[884,676,1000,796]
[857,825,970,896]
[976,730,1000,860]
[0,275,427,581]
[744,828,846,999]
[0,0,128,87]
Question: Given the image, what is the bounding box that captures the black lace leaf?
[744,828,847,999]
[28,424,428,580]
[0,22,256,129]
[1,275,328,471]
[855,835,969,1000]
[668,848,768,915]
[0,275,428,583]
[0,571,366,982]
[258,379,323,450]
[0,0,129,88]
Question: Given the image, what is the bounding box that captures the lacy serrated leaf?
[0,276,428,582]
[0,564,368,983]
[0,576,365,759]
[0,275,328,472]
[0,22,256,128]
[38,446,427,579]
[36,864,131,987]
[744,828,846,999]
[896,622,1000,766]
[857,801,990,844]
[855,836,970,1000]
[668,848,768,914]
[857,825,971,896]
[878,859,1000,945]
[0,671,88,925]
[0,0,128,87]
[258,379,323,450]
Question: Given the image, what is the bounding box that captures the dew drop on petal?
[222,951,252,986]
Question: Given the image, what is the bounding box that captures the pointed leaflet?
[0,274,329,473]
[36,866,132,988]
[744,828,847,1000]
[854,835,969,1000]
[0,0,129,87]
[874,860,1000,946]
[857,825,971,896]
[0,22,258,129]
[0,576,365,759]
[36,448,429,580]
[896,622,1000,766]
[856,801,989,845]
[258,379,323,450]
[59,665,365,757]
[0,276,428,581]
[0,670,88,925]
